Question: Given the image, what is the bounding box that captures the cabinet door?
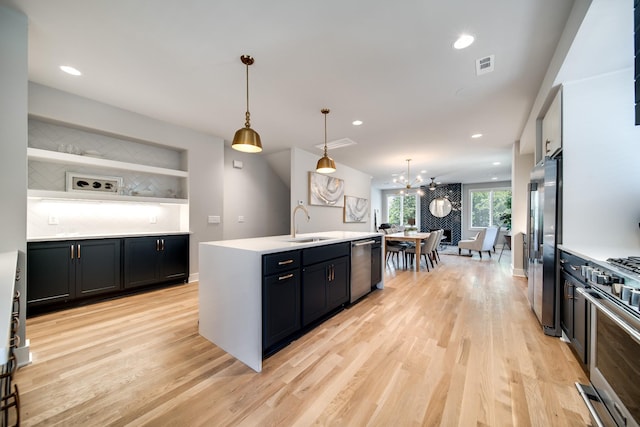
[572,287,589,364]
[123,237,160,288]
[263,270,301,351]
[371,245,382,287]
[159,235,189,282]
[76,239,121,296]
[326,256,349,311]
[560,275,574,336]
[302,262,328,327]
[542,89,562,157]
[27,241,74,306]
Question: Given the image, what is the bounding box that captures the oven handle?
[575,383,606,427]
[576,287,640,344]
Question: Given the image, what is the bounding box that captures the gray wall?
[290,148,372,234]
[223,146,289,239]
[0,5,28,365]
[28,83,225,281]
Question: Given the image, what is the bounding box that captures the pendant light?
[316,108,336,173]
[232,55,262,153]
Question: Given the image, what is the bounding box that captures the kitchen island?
[199,231,383,372]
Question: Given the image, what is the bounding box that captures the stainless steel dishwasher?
[350,239,374,303]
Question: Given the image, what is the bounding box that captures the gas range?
[581,258,640,316]
[607,256,640,275]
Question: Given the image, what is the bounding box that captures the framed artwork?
[309,172,344,207]
[343,195,368,223]
[66,172,122,194]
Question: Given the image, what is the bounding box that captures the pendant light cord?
[244,62,251,128]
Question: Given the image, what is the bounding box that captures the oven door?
[577,287,640,427]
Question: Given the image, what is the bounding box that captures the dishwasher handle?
[352,240,375,247]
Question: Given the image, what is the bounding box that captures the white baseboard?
[512,267,526,277]
[14,340,31,367]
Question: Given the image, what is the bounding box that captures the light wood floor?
[16,251,591,426]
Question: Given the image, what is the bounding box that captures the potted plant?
[498,197,512,231]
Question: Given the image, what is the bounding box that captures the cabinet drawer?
[263,250,300,275]
[302,242,350,266]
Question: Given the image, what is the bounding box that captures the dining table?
[384,232,431,271]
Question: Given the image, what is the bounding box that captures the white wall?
[562,69,640,249]
[0,5,29,365]
[28,83,225,279]
[222,146,289,240]
[290,148,372,234]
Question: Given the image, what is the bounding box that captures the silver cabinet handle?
[278,273,294,281]
[278,259,294,265]
[77,244,81,259]
[156,239,160,251]
[354,240,376,247]
[70,244,74,260]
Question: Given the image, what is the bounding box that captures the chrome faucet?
[292,204,310,238]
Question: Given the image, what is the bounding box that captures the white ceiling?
[2,0,577,189]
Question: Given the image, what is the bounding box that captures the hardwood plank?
[15,254,591,426]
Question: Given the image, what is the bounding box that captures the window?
[470,188,511,228]
[386,194,419,227]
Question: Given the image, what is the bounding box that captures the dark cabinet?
[561,272,589,365]
[27,239,121,308]
[302,242,350,327]
[124,235,189,289]
[371,237,382,287]
[262,250,301,352]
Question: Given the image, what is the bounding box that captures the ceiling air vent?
[476,55,495,76]
[314,138,357,150]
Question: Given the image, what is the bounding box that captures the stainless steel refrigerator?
[527,156,562,336]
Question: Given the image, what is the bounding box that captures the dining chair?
[405,232,438,271]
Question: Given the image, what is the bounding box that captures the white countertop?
[201,231,382,254]
[28,231,191,242]
[558,244,640,263]
[0,251,18,365]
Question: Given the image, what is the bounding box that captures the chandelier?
[394,159,424,196]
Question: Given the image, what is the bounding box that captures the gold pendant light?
[316,108,336,173]
[232,55,262,153]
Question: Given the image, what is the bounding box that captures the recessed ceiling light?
[493,161,501,166]
[352,120,363,126]
[471,133,482,139]
[491,177,498,180]
[60,65,82,76]
[454,34,475,50]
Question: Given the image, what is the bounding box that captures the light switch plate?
[208,215,221,224]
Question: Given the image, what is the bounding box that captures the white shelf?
[28,189,188,204]
[27,148,188,178]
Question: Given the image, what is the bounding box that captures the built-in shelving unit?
[27,189,187,204]
[28,148,188,178]
[27,148,188,204]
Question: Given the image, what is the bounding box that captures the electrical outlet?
[238,215,245,223]
[149,215,157,224]
[48,215,59,225]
